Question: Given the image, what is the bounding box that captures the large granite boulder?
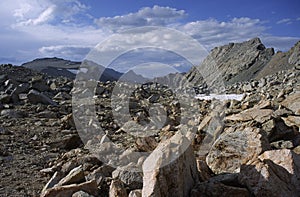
[142,133,199,197]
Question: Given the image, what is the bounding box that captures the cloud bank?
[0,1,299,70]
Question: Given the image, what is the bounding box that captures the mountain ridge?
[20,37,300,87]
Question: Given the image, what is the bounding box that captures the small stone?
[41,180,98,197]
[72,191,94,197]
[128,189,142,197]
[136,137,158,152]
[41,171,62,194]
[271,140,294,149]
[57,165,85,186]
[109,179,127,197]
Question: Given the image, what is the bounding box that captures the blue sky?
[0,0,299,76]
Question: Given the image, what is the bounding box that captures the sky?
[0,0,299,76]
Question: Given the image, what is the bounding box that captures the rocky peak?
[254,39,300,79]
[183,37,275,90]
[288,40,300,66]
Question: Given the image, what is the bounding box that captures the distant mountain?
[120,70,149,83]
[22,57,80,79]
[22,57,149,82]
[79,60,123,82]
[22,57,81,71]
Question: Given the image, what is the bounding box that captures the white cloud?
[132,62,179,78]
[13,2,31,19]
[21,5,56,26]
[0,2,299,68]
[11,0,90,27]
[39,45,92,60]
[276,18,292,25]
[0,0,106,64]
[261,36,300,51]
[180,17,267,49]
[94,5,186,30]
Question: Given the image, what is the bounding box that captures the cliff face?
[183,38,274,89]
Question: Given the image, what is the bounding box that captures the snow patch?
[195,94,244,101]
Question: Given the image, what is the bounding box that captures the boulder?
[51,134,83,150]
[239,149,300,196]
[57,165,85,186]
[281,93,300,115]
[41,171,63,194]
[31,76,50,92]
[225,108,273,123]
[41,180,98,197]
[112,166,143,190]
[190,174,250,197]
[0,94,11,103]
[0,109,27,118]
[282,116,300,129]
[206,127,269,174]
[109,179,127,197]
[53,92,72,100]
[142,133,199,197]
[27,89,57,105]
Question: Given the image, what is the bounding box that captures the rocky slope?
[160,38,300,94]
[255,40,300,79]
[0,38,300,197]
[182,38,275,89]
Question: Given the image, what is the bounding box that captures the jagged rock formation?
[255,40,300,79]
[183,38,274,89]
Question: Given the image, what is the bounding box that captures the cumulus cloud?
[0,2,299,68]
[106,47,194,74]
[0,0,105,63]
[20,5,56,26]
[180,17,267,49]
[39,45,92,60]
[11,0,90,27]
[94,5,186,30]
